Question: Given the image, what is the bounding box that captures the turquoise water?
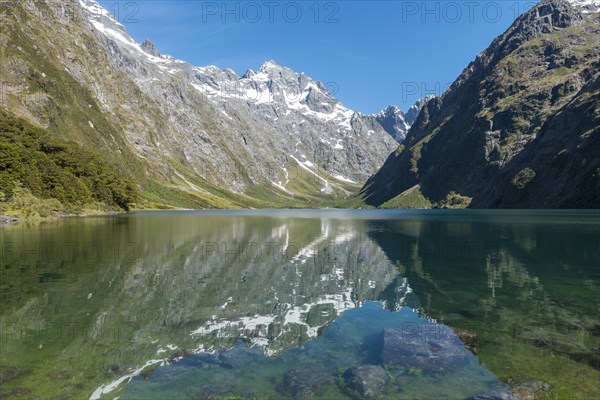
[122,302,507,400]
[0,210,598,399]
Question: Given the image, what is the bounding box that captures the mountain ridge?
[360,0,600,209]
[372,97,434,143]
[1,0,410,210]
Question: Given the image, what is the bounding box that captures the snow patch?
[333,175,356,184]
[568,0,600,13]
[90,358,167,400]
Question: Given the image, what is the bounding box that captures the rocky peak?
[259,59,282,73]
[378,105,405,118]
[242,69,256,79]
[373,98,432,143]
[497,0,583,53]
[78,0,127,33]
[141,39,160,57]
[405,96,435,125]
[527,0,583,30]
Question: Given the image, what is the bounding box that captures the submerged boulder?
[195,383,233,399]
[451,327,480,354]
[467,386,518,400]
[381,325,473,373]
[506,377,551,400]
[277,366,335,399]
[343,365,388,399]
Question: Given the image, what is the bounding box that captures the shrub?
[0,108,137,211]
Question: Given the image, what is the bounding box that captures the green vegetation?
[437,191,473,209]
[380,186,432,209]
[553,66,572,77]
[0,108,137,216]
[512,167,537,189]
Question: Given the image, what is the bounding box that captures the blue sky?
[97,1,537,114]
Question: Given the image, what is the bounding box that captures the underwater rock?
[0,366,28,385]
[195,383,233,399]
[343,365,388,399]
[0,388,31,399]
[277,366,335,399]
[381,325,473,373]
[218,346,261,368]
[451,327,480,354]
[506,377,551,400]
[467,386,517,400]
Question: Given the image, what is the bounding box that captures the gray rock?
[140,39,160,57]
[0,366,28,385]
[343,365,388,399]
[372,98,432,144]
[195,384,233,399]
[467,386,518,400]
[507,377,551,400]
[218,346,261,368]
[0,388,31,399]
[277,367,335,399]
[0,216,19,226]
[381,325,473,373]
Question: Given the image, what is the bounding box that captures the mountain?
[0,0,398,210]
[360,0,600,209]
[372,97,432,143]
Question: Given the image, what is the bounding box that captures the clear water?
[0,210,598,399]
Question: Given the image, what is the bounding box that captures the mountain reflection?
[1,210,597,399]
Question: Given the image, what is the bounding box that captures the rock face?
[1,0,399,206]
[343,365,388,399]
[372,98,431,143]
[361,0,600,208]
[381,326,473,373]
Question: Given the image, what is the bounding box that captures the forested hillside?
[0,108,137,216]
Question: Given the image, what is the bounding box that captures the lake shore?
[0,210,125,226]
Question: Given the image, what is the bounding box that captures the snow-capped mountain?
[73,0,398,195]
[373,106,411,143]
[373,97,433,143]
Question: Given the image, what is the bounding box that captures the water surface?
[0,210,598,399]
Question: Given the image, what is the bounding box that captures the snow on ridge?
[79,0,182,69]
[78,0,358,129]
[333,175,356,184]
[568,0,600,13]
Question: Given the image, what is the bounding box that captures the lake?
[0,210,598,399]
